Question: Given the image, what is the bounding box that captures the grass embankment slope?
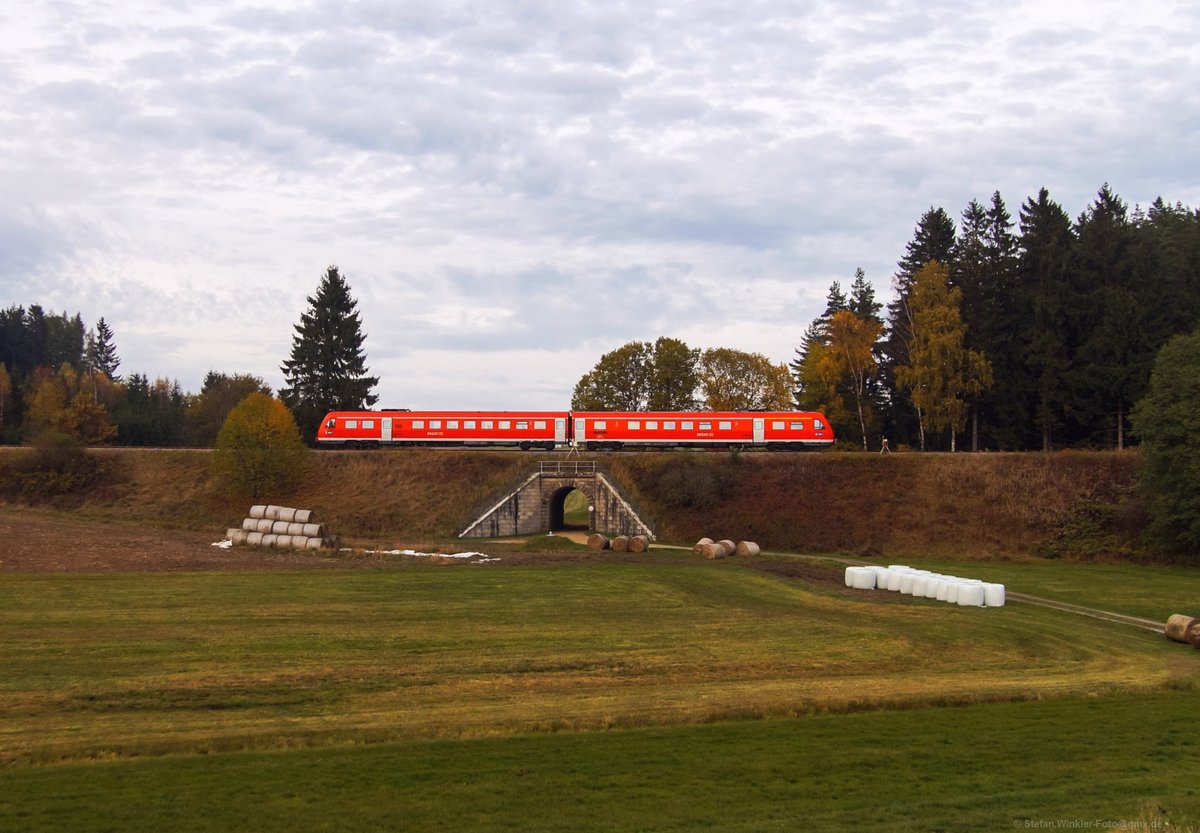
[0,447,1142,556]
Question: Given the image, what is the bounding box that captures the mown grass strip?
[2,690,1198,833]
[3,564,1198,766]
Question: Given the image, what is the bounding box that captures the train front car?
[570,411,835,450]
[318,411,570,449]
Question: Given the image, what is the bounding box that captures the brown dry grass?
[0,447,1141,558]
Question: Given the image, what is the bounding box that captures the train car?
[571,411,834,450]
[318,410,570,449]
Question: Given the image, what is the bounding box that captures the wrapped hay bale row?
[694,537,759,560]
[845,564,1005,608]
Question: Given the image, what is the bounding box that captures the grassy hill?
[0,447,1143,558]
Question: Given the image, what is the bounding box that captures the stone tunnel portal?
[547,484,592,532]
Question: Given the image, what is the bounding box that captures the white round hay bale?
[911,575,931,596]
[1165,614,1198,643]
[265,505,282,520]
[271,521,290,535]
[226,529,248,545]
[957,583,986,607]
[716,539,736,557]
[247,531,264,546]
[286,522,305,536]
[276,535,293,548]
[302,523,324,538]
[983,583,1006,608]
[844,567,874,590]
[885,570,904,591]
[935,579,951,601]
[305,537,323,550]
[700,542,725,560]
[898,573,918,595]
[289,535,309,549]
[256,519,274,533]
[249,505,267,519]
[735,541,760,557]
[241,518,258,532]
[945,581,961,604]
[294,509,313,524]
[922,576,944,598]
[869,566,891,587]
[262,534,278,547]
[277,507,297,523]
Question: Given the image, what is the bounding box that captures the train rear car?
[318,411,569,449]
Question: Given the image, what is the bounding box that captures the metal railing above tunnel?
[539,461,596,477]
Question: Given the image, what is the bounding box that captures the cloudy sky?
[3,1,1198,409]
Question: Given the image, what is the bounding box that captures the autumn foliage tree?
[211,392,307,499]
[819,310,883,450]
[699,348,792,410]
[895,262,993,451]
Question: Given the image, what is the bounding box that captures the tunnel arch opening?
[547,484,592,532]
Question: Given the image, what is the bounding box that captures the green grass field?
[3,556,1200,831]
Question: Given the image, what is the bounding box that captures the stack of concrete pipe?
[843,564,1005,608]
[693,537,761,560]
[224,504,335,550]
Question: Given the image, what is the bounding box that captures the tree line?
[792,186,1200,452]
[0,266,373,448]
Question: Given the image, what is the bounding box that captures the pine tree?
[280,266,379,442]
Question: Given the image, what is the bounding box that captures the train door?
[753,418,765,444]
[555,418,567,446]
[382,418,393,443]
[574,417,586,446]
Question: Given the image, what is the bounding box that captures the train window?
[664,421,676,430]
[815,419,826,430]
[325,419,336,430]
[646,421,658,430]
[534,420,546,430]
[629,421,641,430]
[500,420,511,430]
[448,420,459,429]
[482,420,493,429]
[346,420,358,429]
[699,421,712,430]
[516,421,529,430]
[718,421,732,431]
[682,421,694,430]
[772,421,784,430]
[413,420,424,429]
[595,421,607,430]
[430,420,442,429]
[465,420,477,429]
[363,420,374,429]
[790,421,803,430]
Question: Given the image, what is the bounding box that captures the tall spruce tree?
[87,318,121,381]
[1019,188,1075,450]
[280,266,379,443]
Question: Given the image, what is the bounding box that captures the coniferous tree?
[88,318,121,381]
[280,266,379,443]
[1019,188,1076,450]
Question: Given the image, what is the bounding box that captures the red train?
[318,409,835,451]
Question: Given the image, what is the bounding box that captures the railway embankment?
[0,447,1143,559]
